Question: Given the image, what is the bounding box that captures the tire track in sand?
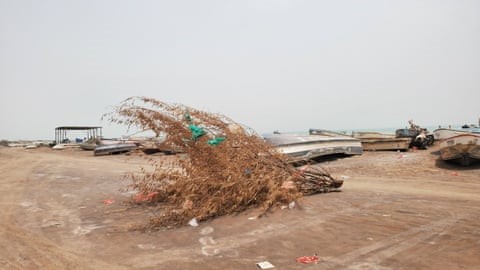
[0,149,127,269]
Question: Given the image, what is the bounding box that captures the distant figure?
[408,120,420,131]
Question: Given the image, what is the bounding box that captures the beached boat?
[352,132,411,151]
[94,143,138,156]
[25,144,38,149]
[79,142,97,151]
[52,143,80,150]
[264,133,362,162]
[395,120,434,149]
[309,129,350,137]
[432,128,476,141]
[439,134,480,166]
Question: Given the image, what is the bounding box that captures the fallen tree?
[104,97,342,228]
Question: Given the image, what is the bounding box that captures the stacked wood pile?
[104,97,342,228]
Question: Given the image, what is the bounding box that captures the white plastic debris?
[288,201,296,209]
[256,261,275,269]
[188,218,198,227]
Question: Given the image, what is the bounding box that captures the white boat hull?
[433,128,472,141]
[265,134,362,162]
[359,138,411,151]
[439,134,480,166]
[352,132,411,151]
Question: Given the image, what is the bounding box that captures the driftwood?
[293,166,343,195]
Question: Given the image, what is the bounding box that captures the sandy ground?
[1,145,479,269]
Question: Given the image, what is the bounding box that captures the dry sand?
[1,145,479,269]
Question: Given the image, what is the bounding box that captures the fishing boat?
[264,132,362,162]
[395,120,434,149]
[79,142,97,151]
[309,129,350,137]
[52,143,80,150]
[352,132,411,151]
[432,128,477,141]
[439,134,480,166]
[94,143,138,156]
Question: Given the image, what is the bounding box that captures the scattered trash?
[188,218,199,227]
[207,137,225,146]
[103,199,114,205]
[256,261,275,269]
[189,124,206,140]
[367,237,374,241]
[296,255,320,264]
[288,201,296,209]
[248,216,257,220]
[133,192,158,203]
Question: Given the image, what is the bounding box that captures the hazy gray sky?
[1,0,479,140]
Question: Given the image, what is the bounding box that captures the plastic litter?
[288,201,296,209]
[207,137,225,146]
[188,218,199,227]
[256,261,275,269]
[184,111,192,123]
[296,255,319,264]
[133,192,158,203]
[189,124,205,140]
[103,199,114,205]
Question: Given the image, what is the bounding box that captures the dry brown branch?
[105,97,341,229]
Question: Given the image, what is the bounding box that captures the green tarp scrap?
[189,124,206,140]
[207,137,226,146]
[184,111,192,123]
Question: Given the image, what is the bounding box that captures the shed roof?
[55,126,102,130]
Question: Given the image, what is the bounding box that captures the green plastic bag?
[189,124,205,140]
[207,137,225,146]
[184,111,192,123]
